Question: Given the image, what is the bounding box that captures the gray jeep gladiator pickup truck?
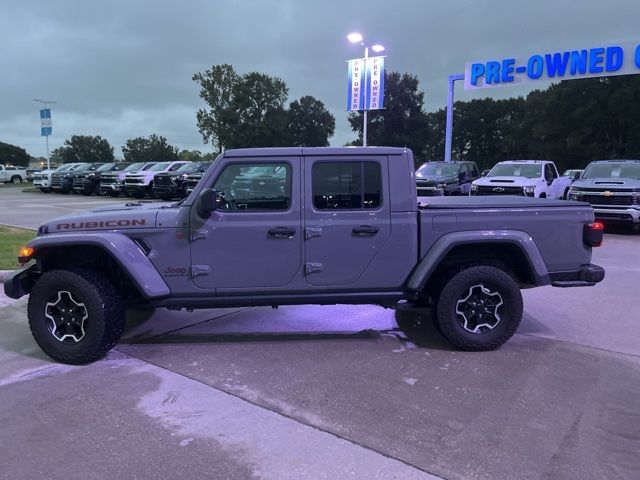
[4,147,605,364]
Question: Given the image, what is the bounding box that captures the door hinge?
[305,227,322,239]
[305,263,323,274]
[191,265,210,278]
[191,229,209,241]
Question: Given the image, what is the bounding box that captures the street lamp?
[347,32,384,147]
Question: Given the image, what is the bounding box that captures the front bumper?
[152,184,182,196]
[593,206,640,224]
[417,186,444,197]
[123,185,149,195]
[550,264,605,287]
[3,265,38,299]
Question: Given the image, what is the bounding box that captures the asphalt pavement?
[1,187,639,479]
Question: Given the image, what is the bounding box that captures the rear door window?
[312,162,382,210]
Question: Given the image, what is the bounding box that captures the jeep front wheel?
[27,268,125,364]
[436,265,522,351]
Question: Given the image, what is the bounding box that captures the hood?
[416,174,457,185]
[473,176,537,186]
[40,203,165,234]
[572,177,640,190]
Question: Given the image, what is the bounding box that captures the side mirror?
[196,188,217,218]
[573,172,581,180]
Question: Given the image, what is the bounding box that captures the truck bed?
[417,196,595,275]
[418,196,589,209]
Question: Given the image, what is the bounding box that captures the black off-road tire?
[11,176,22,184]
[436,265,523,351]
[27,268,125,364]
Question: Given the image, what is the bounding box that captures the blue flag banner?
[346,59,365,111]
[40,108,52,136]
[366,56,385,110]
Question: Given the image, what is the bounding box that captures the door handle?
[352,225,379,236]
[268,227,296,239]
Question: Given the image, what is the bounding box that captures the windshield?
[75,163,103,172]
[488,163,541,179]
[149,162,169,171]
[123,162,143,171]
[582,163,640,180]
[55,164,75,172]
[96,163,116,172]
[176,162,202,173]
[416,163,460,177]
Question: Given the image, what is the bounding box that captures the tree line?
[3,64,640,173]
[349,73,640,172]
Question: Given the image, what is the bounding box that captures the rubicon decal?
[56,219,146,230]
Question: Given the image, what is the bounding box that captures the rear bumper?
[550,263,605,287]
[593,206,640,224]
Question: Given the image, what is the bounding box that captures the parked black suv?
[415,161,480,196]
[152,161,212,200]
[72,162,134,195]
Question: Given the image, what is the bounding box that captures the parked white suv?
[33,163,83,193]
[123,160,188,198]
[0,165,27,184]
[470,160,572,199]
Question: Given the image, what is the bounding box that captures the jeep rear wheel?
[27,268,125,364]
[436,265,522,351]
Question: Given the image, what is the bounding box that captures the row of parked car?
[32,160,212,199]
[415,159,640,228]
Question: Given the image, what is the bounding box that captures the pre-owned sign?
[465,40,640,90]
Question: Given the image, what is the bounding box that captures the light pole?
[33,98,57,170]
[347,33,384,147]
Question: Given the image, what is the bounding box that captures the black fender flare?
[406,230,551,292]
[7,233,170,299]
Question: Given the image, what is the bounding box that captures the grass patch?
[0,225,36,270]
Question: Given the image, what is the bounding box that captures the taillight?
[584,222,604,247]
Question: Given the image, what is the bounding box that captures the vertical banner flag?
[366,56,385,110]
[346,59,365,111]
[40,109,52,136]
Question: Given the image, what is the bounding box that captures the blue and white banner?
[347,59,365,111]
[40,108,52,136]
[366,56,385,110]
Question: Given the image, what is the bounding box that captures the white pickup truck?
[470,160,572,199]
[0,164,27,184]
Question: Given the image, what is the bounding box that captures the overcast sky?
[2,0,638,159]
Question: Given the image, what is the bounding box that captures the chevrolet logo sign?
[602,191,613,196]
[493,187,505,193]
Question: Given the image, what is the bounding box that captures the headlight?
[470,184,478,192]
[436,182,447,189]
[523,186,535,194]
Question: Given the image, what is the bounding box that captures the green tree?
[288,96,335,146]
[193,65,293,149]
[0,141,30,167]
[193,64,240,152]
[178,149,217,162]
[348,72,431,164]
[226,72,290,148]
[122,134,178,163]
[50,135,114,164]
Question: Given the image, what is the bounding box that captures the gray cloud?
[1,0,638,158]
